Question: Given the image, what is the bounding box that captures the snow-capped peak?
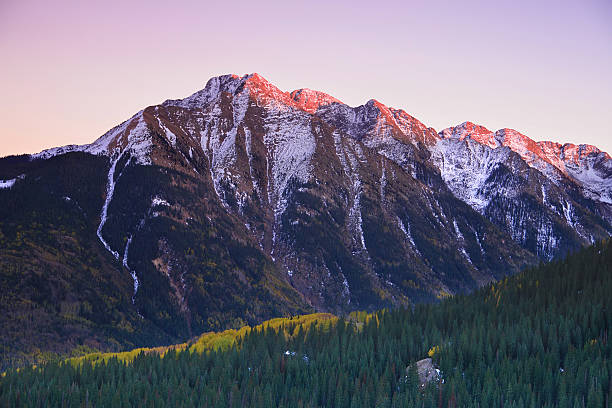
[439,122,497,148]
[164,74,245,109]
[439,121,612,204]
[243,74,345,114]
[27,73,610,209]
[166,73,343,115]
[441,122,609,174]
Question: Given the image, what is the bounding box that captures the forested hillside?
[1,240,610,407]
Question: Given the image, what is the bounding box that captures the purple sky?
[1,0,611,156]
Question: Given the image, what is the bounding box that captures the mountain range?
[0,73,610,367]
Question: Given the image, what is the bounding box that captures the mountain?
[0,73,609,367]
[434,122,611,259]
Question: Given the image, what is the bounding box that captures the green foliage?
[0,153,312,370]
[2,240,610,407]
[0,153,167,370]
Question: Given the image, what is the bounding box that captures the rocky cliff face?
[1,73,609,364]
[435,122,611,259]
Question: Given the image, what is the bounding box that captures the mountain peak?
[494,128,542,159]
[289,88,342,113]
[243,73,287,102]
[243,74,344,114]
[439,122,610,201]
[439,121,496,148]
[29,73,609,188]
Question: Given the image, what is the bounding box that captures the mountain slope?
[0,72,609,368]
[2,240,610,407]
[435,122,611,259]
[0,151,310,369]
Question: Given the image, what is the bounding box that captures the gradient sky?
[1,0,611,157]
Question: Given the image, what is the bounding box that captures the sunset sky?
[1,0,611,157]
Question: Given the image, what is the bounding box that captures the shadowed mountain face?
[0,73,609,367]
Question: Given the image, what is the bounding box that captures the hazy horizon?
[1,0,611,157]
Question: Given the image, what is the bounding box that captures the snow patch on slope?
[397,216,420,255]
[206,89,250,207]
[157,115,177,147]
[561,199,575,228]
[453,220,464,240]
[334,133,367,252]
[152,196,170,207]
[263,108,316,220]
[123,235,140,306]
[470,225,485,254]
[536,220,559,261]
[96,154,124,260]
[95,116,154,259]
[453,219,473,264]
[379,159,387,203]
[431,138,511,212]
[31,112,153,165]
[122,116,154,165]
[0,178,17,189]
[564,153,612,205]
[244,127,261,196]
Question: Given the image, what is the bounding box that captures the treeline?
[1,240,610,407]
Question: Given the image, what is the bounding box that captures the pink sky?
[1,0,611,157]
